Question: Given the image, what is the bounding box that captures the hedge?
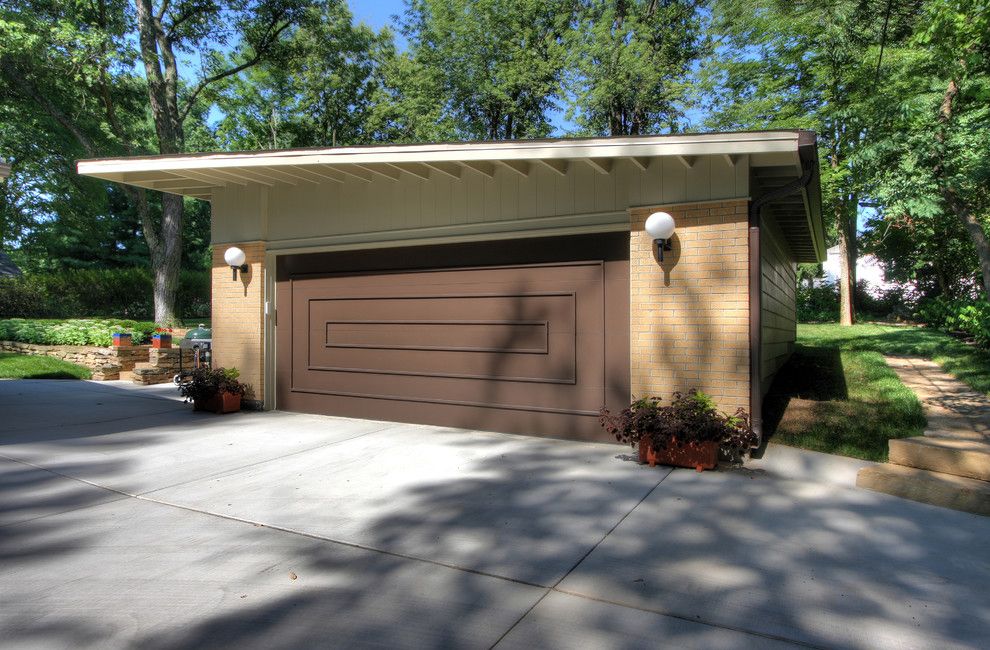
[0,318,158,347]
[0,268,209,320]
[916,297,990,348]
[797,282,912,323]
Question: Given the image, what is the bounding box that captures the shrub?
[797,282,914,323]
[0,268,210,320]
[797,285,839,322]
[0,318,158,346]
[917,297,990,347]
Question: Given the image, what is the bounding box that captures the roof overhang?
[749,131,825,262]
[76,130,825,262]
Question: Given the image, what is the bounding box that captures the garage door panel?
[301,290,583,384]
[276,237,629,441]
[289,373,606,415]
[324,320,551,354]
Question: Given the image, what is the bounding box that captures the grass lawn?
[764,324,931,462]
[0,353,91,380]
[797,322,990,395]
[180,319,211,329]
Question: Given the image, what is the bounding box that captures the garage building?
[78,131,825,441]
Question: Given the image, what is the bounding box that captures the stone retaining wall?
[0,340,150,380]
[133,348,195,385]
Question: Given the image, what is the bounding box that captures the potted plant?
[178,367,247,414]
[599,390,758,471]
[152,327,173,349]
[112,332,132,347]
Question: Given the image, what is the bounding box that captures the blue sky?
[350,1,407,46]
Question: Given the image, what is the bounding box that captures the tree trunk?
[831,141,856,326]
[838,208,856,325]
[936,76,990,301]
[134,0,183,324]
[944,188,990,302]
[153,193,184,324]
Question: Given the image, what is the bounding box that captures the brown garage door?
[275,234,629,440]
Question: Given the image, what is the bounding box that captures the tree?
[386,0,576,141]
[0,1,157,271]
[859,0,990,301]
[214,2,394,150]
[703,0,922,325]
[1,0,316,324]
[130,0,313,324]
[567,0,705,136]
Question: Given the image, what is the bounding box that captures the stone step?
[857,464,990,516]
[890,437,990,481]
[131,369,174,386]
[119,370,135,382]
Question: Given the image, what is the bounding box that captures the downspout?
[748,141,817,446]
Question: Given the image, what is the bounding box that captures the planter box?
[193,391,242,414]
[639,438,718,471]
[112,333,132,347]
[152,334,173,349]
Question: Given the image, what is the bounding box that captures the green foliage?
[797,285,840,323]
[214,2,395,149]
[862,208,981,302]
[600,389,758,455]
[566,0,703,135]
[0,318,158,347]
[854,0,990,299]
[916,297,990,347]
[178,366,248,402]
[388,0,575,140]
[0,352,91,380]
[0,268,209,320]
[797,282,911,323]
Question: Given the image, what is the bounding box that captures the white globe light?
[645,212,676,240]
[224,246,246,267]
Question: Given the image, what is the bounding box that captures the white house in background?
[820,245,898,295]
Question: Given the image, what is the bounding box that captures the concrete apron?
[1,380,989,649]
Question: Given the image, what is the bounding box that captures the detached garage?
[78,131,825,441]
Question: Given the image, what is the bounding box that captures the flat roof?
[77,131,825,261]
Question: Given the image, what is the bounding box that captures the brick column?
[211,241,266,404]
[629,200,750,414]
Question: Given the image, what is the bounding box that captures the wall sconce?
[645,211,676,262]
[224,246,249,281]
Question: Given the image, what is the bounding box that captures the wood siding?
[211,156,750,246]
[760,215,797,393]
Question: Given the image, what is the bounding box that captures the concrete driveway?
[1,380,988,649]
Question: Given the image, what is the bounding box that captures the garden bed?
[0,318,157,347]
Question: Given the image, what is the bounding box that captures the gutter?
[748,131,819,445]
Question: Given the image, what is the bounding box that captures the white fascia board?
[77,132,801,178]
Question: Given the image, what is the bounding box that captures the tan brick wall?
[211,241,266,402]
[629,199,750,414]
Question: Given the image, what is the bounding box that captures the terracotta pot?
[193,391,241,414]
[638,438,718,472]
[112,333,132,347]
[152,334,172,349]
